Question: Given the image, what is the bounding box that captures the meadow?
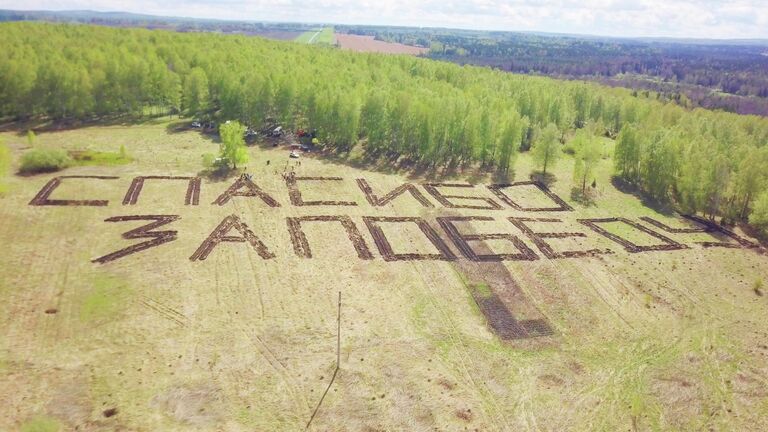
[295,26,334,44]
[1,120,767,430]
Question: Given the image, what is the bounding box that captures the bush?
[70,150,131,166]
[19,148,72,174]
[201,152,215,168]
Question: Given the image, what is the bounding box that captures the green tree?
[572,128,601,194]
[532,123,561,175]
[360,91,389,153]
[731,147,768,220]
[614,124,641,183]
[183,67,209,118]
[571,86,589,129]
[495,113,524,175]
[640,131,679,203]
[219,120,248,170]
[749,191,768,235]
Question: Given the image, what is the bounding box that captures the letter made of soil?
[190,214,275,261]
[286,175,357,206]
[487,181,573,211]
[93,215,180,264]
[438,216,538,262]
[287,215,373,259]
[422,183,502,210]
[356,178,433,208]
[641,215,757,249]
[212,174,280,207]
[123,176,202,206]
[363,216,455,261]
[509,217,609,259]
[578,217,688,253]
[30,175,119,206]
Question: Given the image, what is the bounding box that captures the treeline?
[432,34,768,100]
[1,22,768,232]
[0,9,317,35]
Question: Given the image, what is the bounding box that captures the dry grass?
[0,120,767,431]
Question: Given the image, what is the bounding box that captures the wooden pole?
[305,291,342,430]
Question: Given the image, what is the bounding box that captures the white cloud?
[1,0,767,39]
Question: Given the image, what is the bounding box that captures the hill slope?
[1,121,767,430]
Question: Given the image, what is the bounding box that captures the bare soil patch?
[336,34,428,55]
[448,214,555,341]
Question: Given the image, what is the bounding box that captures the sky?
[2,0,768,39]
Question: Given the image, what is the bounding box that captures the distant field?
[295,26,335,44]
[251,30,303,41]
[336,34,428,55]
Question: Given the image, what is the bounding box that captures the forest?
[340,25,768,116]
[0,9,315,36]
[1,22,768,236]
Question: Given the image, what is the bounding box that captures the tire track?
[414,262,513,431]
[140,296,187,327]
[226,195,310,420]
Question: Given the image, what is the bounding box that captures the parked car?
[191,121,202,128]
[289,151,300,159]
[269,126,283,137]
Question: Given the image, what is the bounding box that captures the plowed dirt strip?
[442,213,555,342]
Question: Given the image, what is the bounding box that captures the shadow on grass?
[529,171,556,187]
[739,223,768,250]
[0,114,178,135]
[310,143,511,184]
[610,176,675,216]
[197,167,244,183]
[570,187,597,207]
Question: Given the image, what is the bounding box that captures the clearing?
[1,120,767,431]
[295,27,335,45]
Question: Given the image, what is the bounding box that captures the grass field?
[1,120,767,431]
[295,26,335,44]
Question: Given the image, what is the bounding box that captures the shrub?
[70,150,131,166]
[19,148,72,174]
[201,152,215,168]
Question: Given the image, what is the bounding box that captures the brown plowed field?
[336,34,428,55]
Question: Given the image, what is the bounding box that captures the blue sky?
[2,0,768,39]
